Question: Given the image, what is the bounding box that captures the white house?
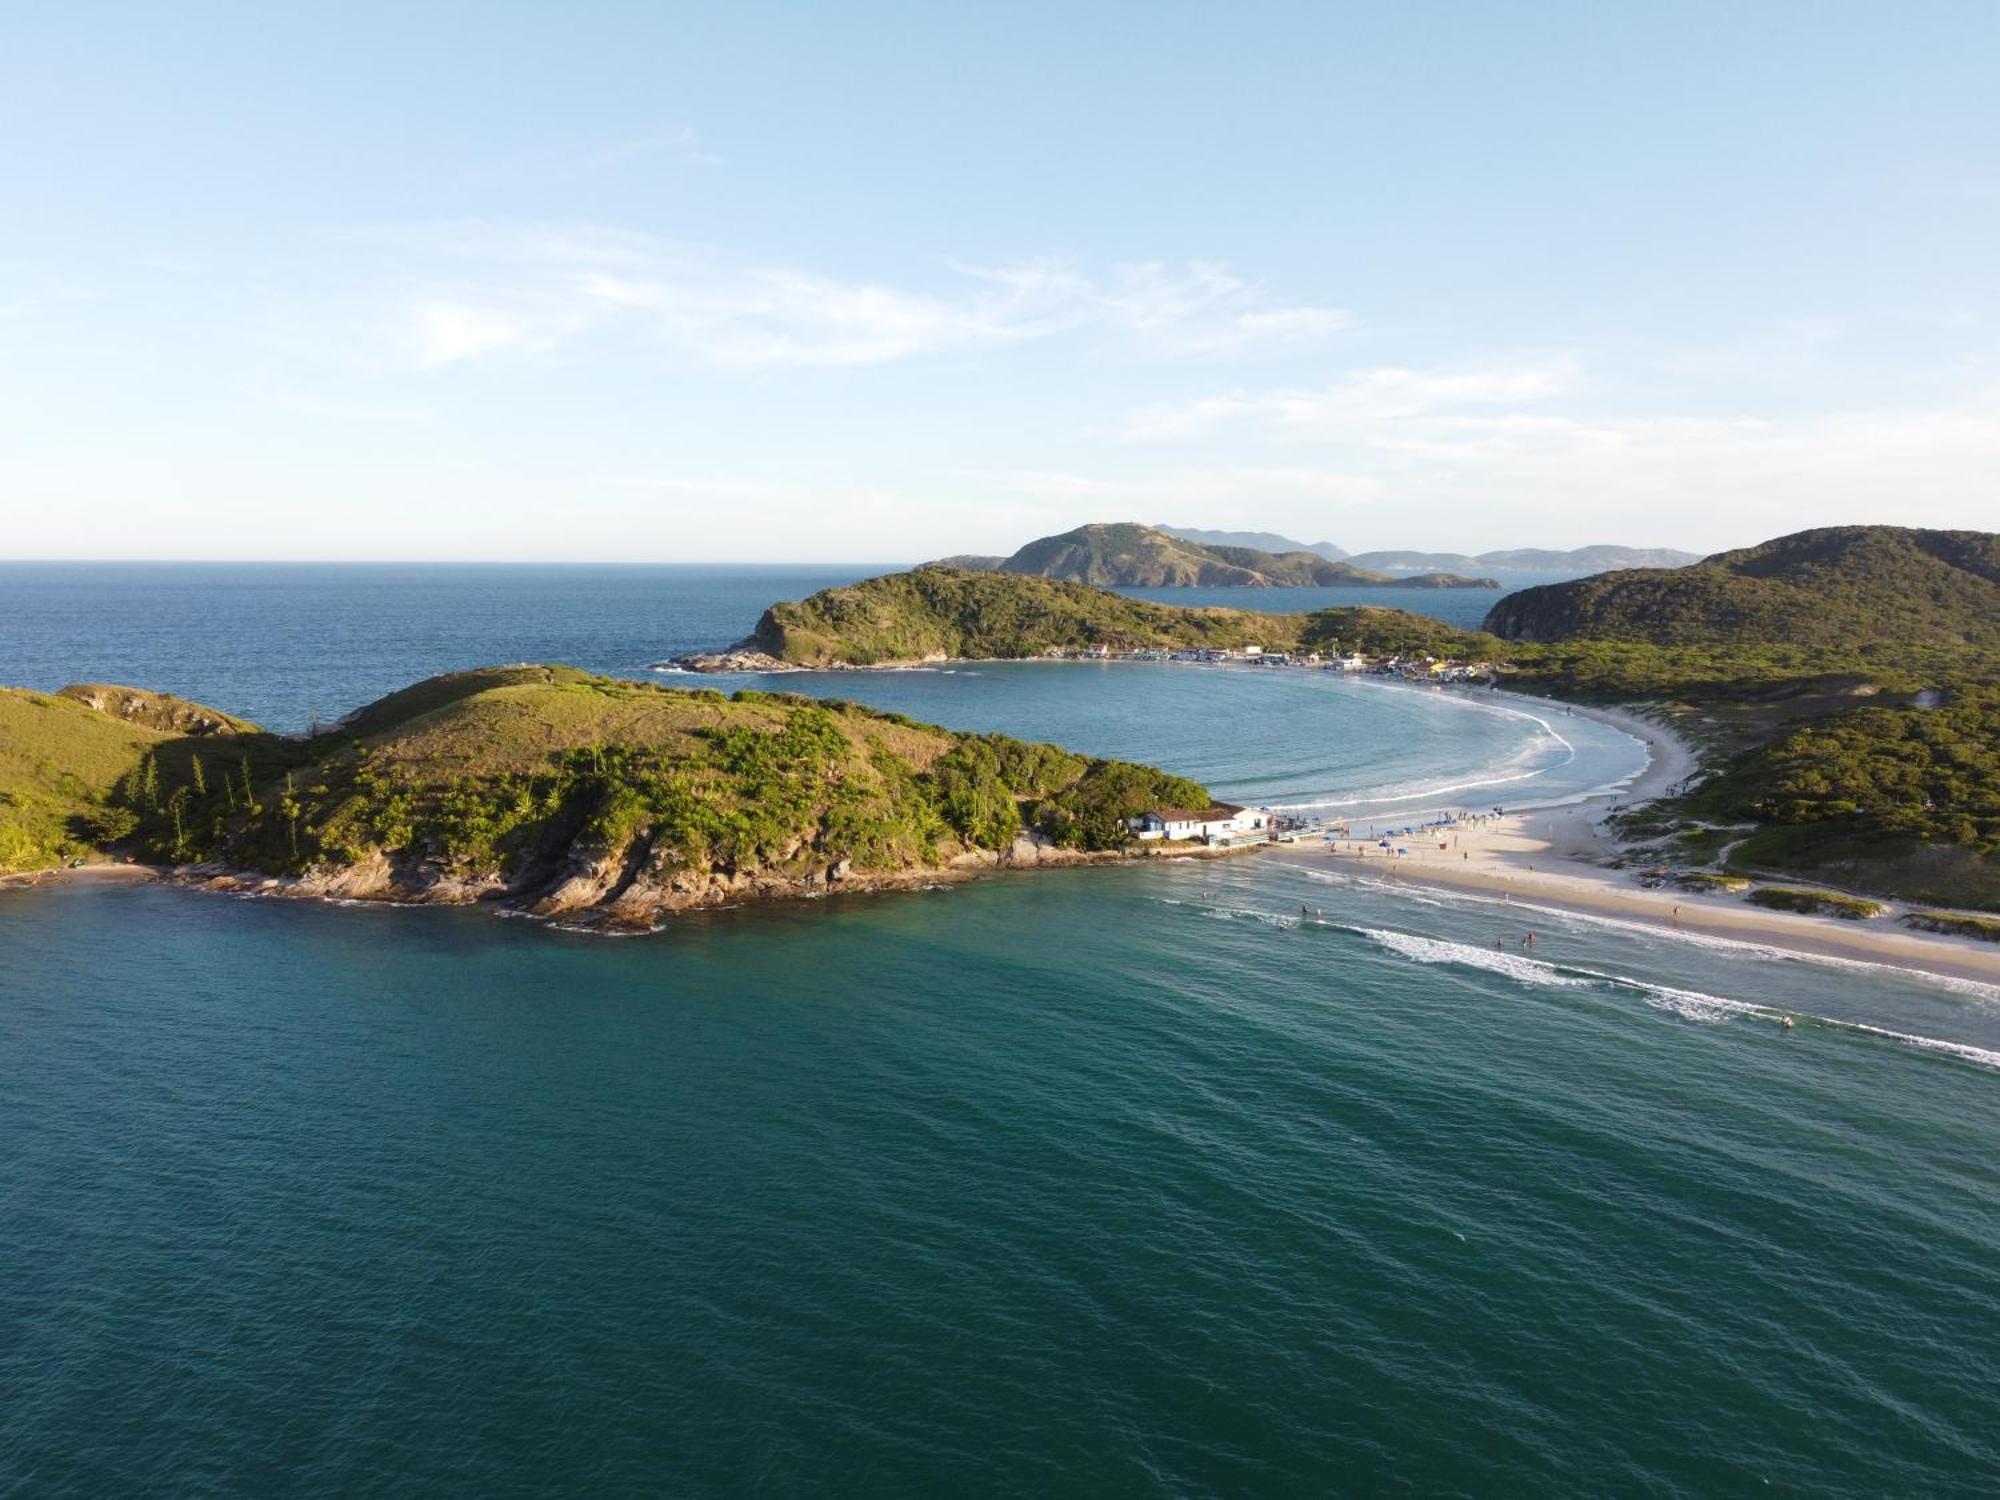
[1130,802,1268,843]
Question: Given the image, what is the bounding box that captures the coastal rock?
[663,649,799,674]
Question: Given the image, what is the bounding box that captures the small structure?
[1130,802,1267,843]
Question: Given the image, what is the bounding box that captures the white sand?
[1289,698,2000,988]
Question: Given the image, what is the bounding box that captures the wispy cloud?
[1121,358,1581,440]
[354,225,1348,371]
[1113,357,2000,545]
[412,302,541,366]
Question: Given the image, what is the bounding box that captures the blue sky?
[4,2,1997,560]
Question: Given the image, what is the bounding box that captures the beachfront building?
[1130,803,1268,843]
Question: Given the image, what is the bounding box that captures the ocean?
[3,564,1997,1496]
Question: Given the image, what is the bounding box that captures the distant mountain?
[1346,545,1701,576]
[941,523,1497,589]
[1157,526,1349,562]
[1474,545,1703,572]
[1483,526,2000,646]
[1341,550,1488,575]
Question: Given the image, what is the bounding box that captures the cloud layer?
[371,225,1351,370]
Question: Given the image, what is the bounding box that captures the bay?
[3,565,1997,1497]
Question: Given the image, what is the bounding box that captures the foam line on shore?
[1316,869,2000,1004]
[1156,894,2000,1072]
[1345,920,2000,1071]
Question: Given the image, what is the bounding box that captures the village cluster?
[1043,643,1497,684]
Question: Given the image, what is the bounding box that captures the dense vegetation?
[1481,528,2000,910]
[54,669,1209,910]
[750,566,1299,664]
[752,529,2000,909]
[1903,910,2000,943]
[0,685,255,870]
[1745,887,1884,921]
[1485,526,2000,647]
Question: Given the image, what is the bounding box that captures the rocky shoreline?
[157,832,1261,932]
[660,648,805,673]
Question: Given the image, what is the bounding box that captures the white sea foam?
[1349,922,2000,1070]
[1355,928,1595,988]
[1318,872,2000,1005]
[1266,681,1654,819]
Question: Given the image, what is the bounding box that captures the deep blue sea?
[4,564,1998,1496]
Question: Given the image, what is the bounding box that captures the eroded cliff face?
[56,684,254,736]
[181,824,1166,931]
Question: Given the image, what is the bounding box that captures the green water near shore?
[4,565,1997,1495]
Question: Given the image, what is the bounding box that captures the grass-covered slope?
[105,666,1212,920]
[1485,526,2000,646]
[750,569,1507,668]
[748,566,1302,664]
[1482,525,2000,909]
[956,522,1495,588]
[1003,523,1264,585]
[0,686,250,869]
[746,542,2000,908]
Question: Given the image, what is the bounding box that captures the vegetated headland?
[0,666,1245,929]
[682,524,2000,920]
[931,521,1501,588]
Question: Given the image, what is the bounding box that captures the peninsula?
[0,666,1226,927]
[694,524,1999,917]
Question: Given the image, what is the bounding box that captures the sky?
[3,2,1997,562]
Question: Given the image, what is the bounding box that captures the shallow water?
[4,565,1997,1496]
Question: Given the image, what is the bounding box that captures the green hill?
[958,522,1495,588]
[1482,526,2000,908]
[747,566,1304,665]
[85,665,1210,924]
[741,551,1998,908]
[0,685,254,870]
[1485,526,2000,646]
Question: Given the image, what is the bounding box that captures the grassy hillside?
[0,687,210,869]
[750,570,1506,668]
[749,566,1304,664]
[104,667,1212,915]
[973,522,1492,588]
[747,543,1999,908]
[1485,526,2000,646]
[1001,522,1281,585]
[1484,526,2000,908]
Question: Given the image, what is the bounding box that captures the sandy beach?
[1286,696,2000,989]
[0,860,158,893]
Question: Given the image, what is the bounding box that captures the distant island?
[931,522,1501,588]
[693,525,1999,913]
[0,666,1225,926]
[1156,528,1701,577]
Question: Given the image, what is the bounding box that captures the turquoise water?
[4,566,1999,1495]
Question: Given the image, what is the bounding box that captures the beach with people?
[1288,697,2000,987]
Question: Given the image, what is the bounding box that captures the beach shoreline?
[1281,699,2000,989]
